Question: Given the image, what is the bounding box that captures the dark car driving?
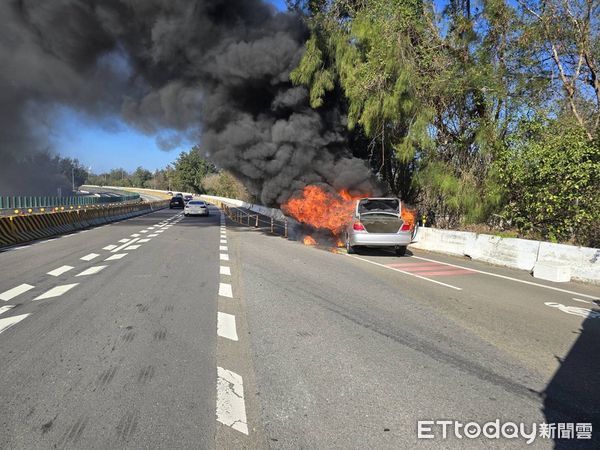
[169,196,185,209]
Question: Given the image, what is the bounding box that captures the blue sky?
[53,0,287,174]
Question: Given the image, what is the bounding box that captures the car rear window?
[188,201,205,205]
[358,199,399,213]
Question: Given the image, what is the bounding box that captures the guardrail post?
[270,217,274,233]
[284,218,288,238]
[255,214,259,228]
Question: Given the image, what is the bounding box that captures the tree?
[171,147,216,193]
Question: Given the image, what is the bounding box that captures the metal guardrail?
[0,193,139,210]
[210,201,290,238]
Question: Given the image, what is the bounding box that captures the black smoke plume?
[1,0,378,204]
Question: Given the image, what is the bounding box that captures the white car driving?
[184,200,209,217]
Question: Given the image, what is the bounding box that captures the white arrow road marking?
[34,283,78,300]
[105,253,127,261]
[219,283,233,298]
[0,313,31,335]
[80,253,100,261]
[76,266,108,277]
[47,265,74,277]
[0,305,15,316]
[103,244,118,251]
[220,266,231,276]
[216,367,248,435]
[217,312,238,341]
[545,302,600,319]
[0,284,35,301]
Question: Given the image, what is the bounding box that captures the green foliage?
[171,147,217,193]
[202,171,250,201]
[496,119,600,246]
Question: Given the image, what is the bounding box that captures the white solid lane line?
[0,284,35,301]
[112,238,140,253]
[217,312,239,341]
[219,246,228,251]
[0,314,31,335]
[0,305,15,316]
[47,265,74,277]
[220,266,231,276]
[76,266,108,277]
[34,283,79,300]
[217,367,248,435]
[105,253,127,261]
[219,283,233,298]
[220,254,229,261]
[346,254,463,291]
[80,253,100,261]
[125,245,141,250]
[411,255,598,299]
[103,244,118,251]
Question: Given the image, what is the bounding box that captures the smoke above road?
[0,0,378,203]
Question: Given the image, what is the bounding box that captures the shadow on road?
[542,311,600,448]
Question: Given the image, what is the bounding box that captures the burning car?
[344,198,415,256]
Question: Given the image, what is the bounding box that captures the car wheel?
[395,245,407,256]
[345,233,355,254]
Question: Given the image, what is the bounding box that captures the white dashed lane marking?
[105,253,127,261]
[220,239,227,244]
[219,283,233,298]
[217,312,238,341]
[219,246,228,251]
[0,314,31,335]
[34,283,79,300]
[118,239,130,243]
[125,245,141,250]
[0,284,35,301]
[217,367,248,435]
[0,305,15,316]
[112,238,139,253]
[80,253,100,261]
[220,266,231,276]
[47,265,74,277]
[103,244,118,251]
[148,234,159,237]
[138,239,151,243]
[76,266,108,277]
[220,254,229,261]
[131,233,141,237]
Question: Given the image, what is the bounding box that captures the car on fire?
[344,198,416,256]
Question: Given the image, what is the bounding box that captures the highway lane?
[223,218,599,448]
[1,201,598,448]
[0,207,221,448]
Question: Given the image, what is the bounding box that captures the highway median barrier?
[0,200,169,249]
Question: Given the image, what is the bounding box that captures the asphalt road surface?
[0,204,598,449]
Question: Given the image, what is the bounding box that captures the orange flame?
[282,185,365,234]
[303,235,317,246]
[401,207,416,229]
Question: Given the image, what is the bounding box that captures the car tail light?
[400,223,411,231]
[353,222,365,231]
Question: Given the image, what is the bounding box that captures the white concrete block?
[533,262,571,282]
[470,235,540,271]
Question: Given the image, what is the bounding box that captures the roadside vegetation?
[86,146,250,201]
[288,0,600,247]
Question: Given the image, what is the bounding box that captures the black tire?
[395,245,407,256]
[345,233,355,254]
